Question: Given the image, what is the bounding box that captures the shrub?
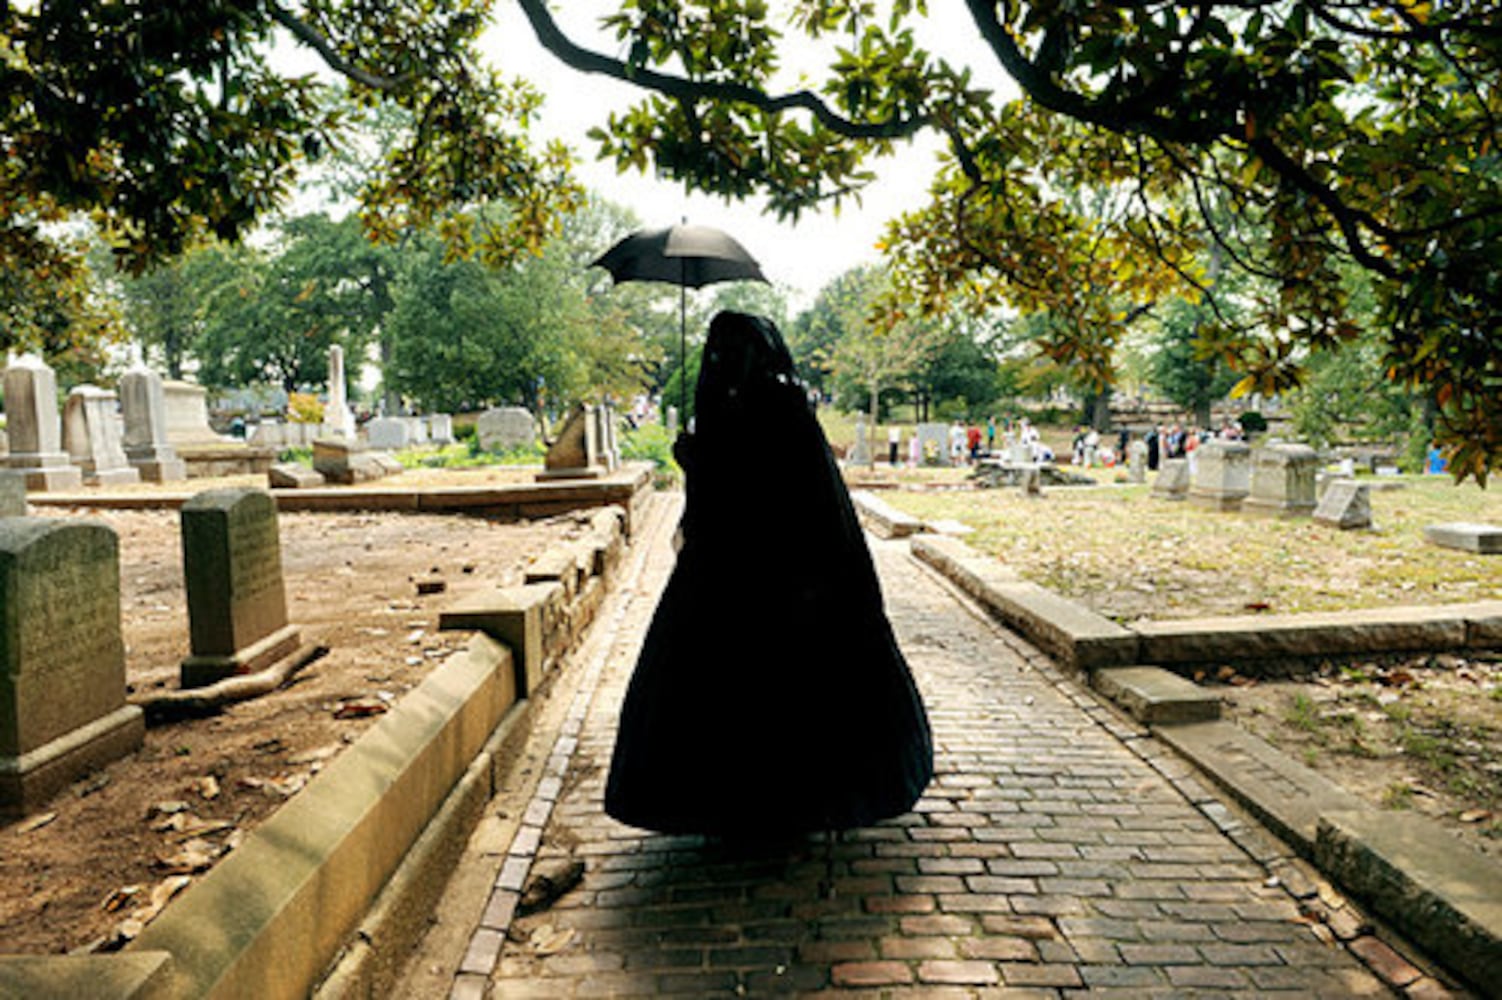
[288,392,324,424]
[1238,410,1268,434]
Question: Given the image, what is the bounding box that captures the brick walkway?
[461,493,1403,998]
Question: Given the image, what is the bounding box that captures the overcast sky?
[482,3,1017,306]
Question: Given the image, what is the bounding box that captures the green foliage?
[277,446,313,465]
[1238,411,1268,434]
[619,422,680,474]
[1147,296,1241,426]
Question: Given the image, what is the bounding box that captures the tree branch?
[515,0,928,142]
[266,4,412,93]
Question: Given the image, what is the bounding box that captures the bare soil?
[0,487,587,955]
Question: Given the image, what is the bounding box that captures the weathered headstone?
[161,380,225,446]
[1424,522,1502,555]
[476,407,537,453]
[179,489,302,687]
[312,438,385,485]
[364,417,411,451]
[916,422,949,467]
[1312,480,1372,530]
[402,416,429,446]
[322,345,355,440]
[665,406,679,438]
[63,386,140,486]
[1019,464,1042,497]
[1243,443,1318,518]
[538,403,601,480]
[1,518,144,814]
[0,471,26,516]
[1151,458,1191,500]
[849,413,872,466]
[426,414,455,445]
[1127,439,1148,484]
[267,463,326,489]
[594,404,620,472]
[119,365,187,483]
[1188,439,1251,510]
[3,356,83,491]
[1008,439,1031,465]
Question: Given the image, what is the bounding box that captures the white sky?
[481,2,1017,306]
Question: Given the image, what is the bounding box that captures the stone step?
[1092,666,1222,724]
[851,489,926,539]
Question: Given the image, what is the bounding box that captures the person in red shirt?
[966,423,983,463]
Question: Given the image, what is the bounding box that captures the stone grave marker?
[322,345,355,440]
[476,407,537,453]
[538,403,601,480]
[1127,439,1148,484]
[1019,464,1042,497]
[1188,438,1251,510]
[665,406,679,438]
[1,518,144,813]
[427,414,455,445]
[267,463,325,489]
[1312,480,1372,530]
[402,416,429,446]
[3,355,83,491]
[1151,458,1191,500]
[312,437,384,485]
[161,380,225,446]
[0,471,26,516]
[1243,442,1318,517]
[63,386,141,486]
[364,417,411,451]
[119,365,187,482]
[179,489,302,687]
[916,422,949,467]
[1424,522,1502,555]
[593,404,620,472]
[849,413,872,466]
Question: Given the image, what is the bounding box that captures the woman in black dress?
[605,311,933,836]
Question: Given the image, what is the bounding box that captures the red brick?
[865,894,936,914]
[880,935,957,959]
[981,915,1057,939]
[958,936,1038,962]
[899,913,974,936]
[917,960,1001,985]
[1349,936,1422,988]
[831,961,914,986]
[797,939,875,963]
[1000,962,1085,987]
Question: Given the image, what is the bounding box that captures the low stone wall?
[851,489,926,539]
[0,488,640,999]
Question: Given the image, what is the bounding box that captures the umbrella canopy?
[592,224,768,289]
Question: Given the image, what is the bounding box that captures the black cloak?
[605,311,934,836]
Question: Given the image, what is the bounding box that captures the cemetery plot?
[0,506,580,955]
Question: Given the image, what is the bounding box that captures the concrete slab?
[851,490,926,539]
[0,952,173,999]
[1424,521,1502,554]
[1316,810,1502,995]
[1155,720,1365,852]
[440,583,562,696]
[1135,605,1469,666]
[1093,666,1222,724]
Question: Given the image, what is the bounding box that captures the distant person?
[605,311,933,836]
[1427,442,1447,475]
[1146,425,1161,471]
[986,416,997,454]
[966,422,983,463]
[948,420,966,466]
[888,424,901,467]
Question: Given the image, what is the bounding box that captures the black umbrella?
[592,223,768,416]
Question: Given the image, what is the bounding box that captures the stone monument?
[119,364,187,482]
[1,518,144,814]
[312,437,387,485]
[1151,458,1191,500]
[916,423,949,467]
[849,413,873,466]
[3,355,83,491]
[1243,443,1319,517]
[593,403,621,472]
[538,403,601,480]
[179,489,302,687]
[322,345,355,440]
[1312,480,1372,530]
[427,414,455,445]
[476,407,537,453]
[62,386,140,486]
[1127,439,1148,484]
[1188,439,1252,510]
[0,471,26,516]
[365,417,411,451]
[162,380,226,446]
[1424,522,1502,555]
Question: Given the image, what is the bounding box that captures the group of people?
[877,416,1054,467]
[1143,419,1246,471]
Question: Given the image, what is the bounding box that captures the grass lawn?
[879,470,1502,623]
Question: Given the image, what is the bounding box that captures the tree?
[1147,297,1241,428]
[519,0,1501,479]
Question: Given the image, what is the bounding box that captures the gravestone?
[1008,439,1031,464]
[538,403,601,480]
[1151,458,1191,500]
[1243,442,1319,518]
[3,355,83,491]
[0,471,26,516]
[1,518,144,814]
[63,386,140,486]
[666,406,679,438]
[1424,522,1502,555]
[849,413,873,466]
[119,365,187,482]
[1188,439,1252,510]
[322,345,355,440]
[476,407,537,453]
[312,438,384,485]
[365,417,411,451]
[1019,464,1042,497]
[179,489,302,687]
[427,414,455,445]
[161,380,225,446]
[267,463,325,489]
[402,416,429,446]
[594,404,620,472]
[916,423,949,467]
[1312,480,1372,530]
[1127,440,1148,484]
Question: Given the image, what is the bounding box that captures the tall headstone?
[1151,458,1191,501]
[1188,439,1252,511]
[312,437,385,485]
[538,403,601,480]
[63,386,141,486]
[426,414,455,445]
[402,416,430,446]
[1243,443,1319,517]
[849,413,873,466]
[0,471,26,516]
[364,417,411,451]
[916,423,949,467]
[3,356,84,491]
[323,345,355,440]
[1,518,144,814]
[161,380,225,446]
[179,489,302,688]
[1127,439,1149,484]
[666,406,679,438]
[1312,480,1372,530]
[119,365,187,482]
[476,407,537,453]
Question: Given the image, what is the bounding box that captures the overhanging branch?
[267,4,412,93]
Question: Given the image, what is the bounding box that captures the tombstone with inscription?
[312,437,384,485]
[364,417,411,451]
[476,406,537,453]
[179,489,302,687]
[849,413,873,466]
[916,423,949,467]
[1151,457,1191,500]
[426,413,455,445]
[402,416,429,446]
[3,355,83,491]
[1127,439,1148,484]
[1312,480,1372,530]
[63,386,140,486]
[1,518,144,813]
[538,403,601,480]
[1188,439,1251,511]
[1243,443,1318,517]
[161,380,226,446]
[1424,522,1502,555]
[119,364,187,482]
[322,344,355,440]
[0,471,26,516]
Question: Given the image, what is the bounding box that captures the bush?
[453,422,477,441]
[277,446,312,464]
[287,392,324,424]
[1238,410,1269,434]
[620,423,681,487]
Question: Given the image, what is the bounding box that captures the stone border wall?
[0,487,641,1000]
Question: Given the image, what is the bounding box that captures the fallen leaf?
[154,838,221,875]
[147,875,193,912]
[1307,922,1336,946]
[236,776,266,791]
[264,773,309,797]
[151,813,189,833]
[100,885,146,913]
[74,772,111,798]
[1459,809,1494,823]
[286,744,341,765]
[15,811,57,834]
[334,700,389,719]
[1244,601,1272,612]
[528,924,576,956]
[147,800,191,819]
[195,775,220,800]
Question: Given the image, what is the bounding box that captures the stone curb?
[850,490,927,539]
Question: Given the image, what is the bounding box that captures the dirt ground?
[0,492,586,956]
